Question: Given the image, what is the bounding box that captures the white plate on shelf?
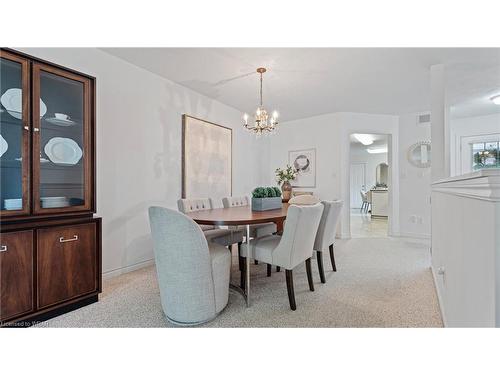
[0,134,8,157]
[45,117,76,127]
[41,196,69,208]
[44,137,83,165]
[4,198,22,210]
[0,88,47,120]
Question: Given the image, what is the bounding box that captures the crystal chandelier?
[243,67,279,135]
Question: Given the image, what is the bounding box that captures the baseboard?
[102,258,155,280]
[393,231,431,239]
[431,265,447,327]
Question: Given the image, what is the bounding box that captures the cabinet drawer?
[37,223,97,309]
[0,230,34,321]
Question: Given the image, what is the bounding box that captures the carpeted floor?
[35,237,443,328]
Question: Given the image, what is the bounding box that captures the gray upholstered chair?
[148,206,231,325]
[313,200,343,283]
[241,203,324,310]
[222,196,277,273]
[177,198,244,248]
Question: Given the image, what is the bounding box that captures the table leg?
[246,224,251,307]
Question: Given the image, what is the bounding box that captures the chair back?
[360,191,367,202]
[148,206,216,323]
[314,200,343,251]
[177,198,215,230]
[222,196,249,208]
[273,203,324,269]
[177,198,213,213]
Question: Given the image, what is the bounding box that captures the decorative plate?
[1,88,47,119]
[0,134,8,157]
[44,137,83,165]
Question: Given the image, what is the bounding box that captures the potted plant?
[275,165,298,201]
[251,186,283,211]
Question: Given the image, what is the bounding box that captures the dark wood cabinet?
[0,49,101,327]
[0,231,34,320]
[38,223,97,308]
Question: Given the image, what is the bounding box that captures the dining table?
[185,203,290,307]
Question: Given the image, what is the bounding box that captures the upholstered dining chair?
[313,200,343,283]
[222,196,277,273]
[177,198,244,248]
[240,203,324,310]
[148,206,231,325]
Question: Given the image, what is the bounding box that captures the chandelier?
[243,67,279,135]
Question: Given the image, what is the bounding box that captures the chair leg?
[305,258,314,291]
[240,257,246,289]
[329,244,337,272]
[317,251,326,283]
[360,202,364,213]
[285,269,296,311]
[276,266,281,272]
[267,264,272,277]
[238,242,243,271]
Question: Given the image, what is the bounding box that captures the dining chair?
[240,203,324,310]
[177,198,244,248]
[360,191,368,212]
[365,190,372,213]
[148,206,231,325]
[222,196,277,273]
[313,200,343,283]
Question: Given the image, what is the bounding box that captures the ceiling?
[102,48,500,122]
[350,134,388,153]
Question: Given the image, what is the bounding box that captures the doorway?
[349,133,389,238]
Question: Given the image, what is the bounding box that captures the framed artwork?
[289,148,316,188]
[182,114,232,199]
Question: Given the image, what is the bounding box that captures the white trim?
[102,258,155,280]
[431,265,447,327]
[393,231,431,240]
[432,169,500,202]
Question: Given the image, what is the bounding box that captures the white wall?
[262,112,400,238]
[450,113,500,176]
[398,113,432,238]
[19,48,261,277]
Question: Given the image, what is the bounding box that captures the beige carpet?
[35,237,443,328]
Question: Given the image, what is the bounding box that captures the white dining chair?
[222,196,277,274]
[313,200,343,283]
[177,198,244,248]
[240,203,324,310]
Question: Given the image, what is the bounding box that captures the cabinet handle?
[24,125,30,131]
[59,235,78,243]
[0,245,7,252]
[33,127,40,132]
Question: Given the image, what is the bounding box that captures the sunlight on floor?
[350,208,388,238]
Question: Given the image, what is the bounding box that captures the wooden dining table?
[185,203,290,307]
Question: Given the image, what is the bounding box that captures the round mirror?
[407,141,431,168]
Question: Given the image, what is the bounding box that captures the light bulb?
[272,110,279,119]
[243,113,248,124]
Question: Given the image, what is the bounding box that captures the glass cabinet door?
[32,63,92,214]
[0,51,30,216]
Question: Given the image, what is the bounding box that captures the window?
[472,141,500,170]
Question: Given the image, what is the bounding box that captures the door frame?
[350,162,367,208]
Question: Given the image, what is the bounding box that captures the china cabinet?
[0,48,101,326]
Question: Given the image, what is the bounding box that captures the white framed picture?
[182,115,232,200]
[289,148,316,188]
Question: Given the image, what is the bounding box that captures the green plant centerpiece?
[251,186,283,211]
[275,165,298,201]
